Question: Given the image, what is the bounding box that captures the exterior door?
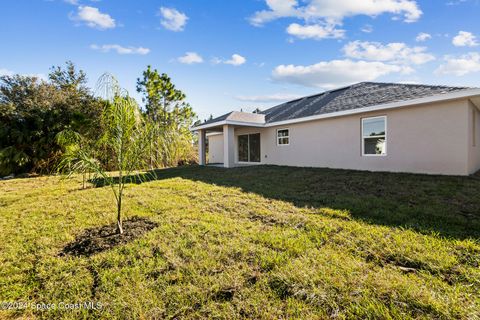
[238,133,260,163]
[249,133,260,162]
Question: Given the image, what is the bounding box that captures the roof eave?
[191,119,266,131]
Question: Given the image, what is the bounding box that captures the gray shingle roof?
[200,111,265,126]
[201,112,233,126]
[198,82,472,127]
[261,82,471,123]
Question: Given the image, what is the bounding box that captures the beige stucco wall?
[467,100,480,174]
[207,133,224,164]
[227,99,475,175]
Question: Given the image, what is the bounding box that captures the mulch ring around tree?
[60,216,158,257]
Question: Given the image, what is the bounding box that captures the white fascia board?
[264,89,480,127]
[225,120,265,127]
[192,120,265,131]
[192,120,227,131]
[206,132,223,137]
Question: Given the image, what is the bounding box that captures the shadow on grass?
[60,216,158,257]
[92,165,480,240]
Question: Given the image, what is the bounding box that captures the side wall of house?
[207,134,224,164]
[467,100,480,174]
[231,99,471,175]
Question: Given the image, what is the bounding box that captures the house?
[192,82,480,176]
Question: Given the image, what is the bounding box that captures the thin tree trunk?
[150,139,153,169]
[117,172,124,234]
[117,196,123,234]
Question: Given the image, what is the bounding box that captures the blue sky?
[1,0,480,120]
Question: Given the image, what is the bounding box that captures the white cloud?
[249,0,297,26]
[235,93,303,103]
[226,54,247,66]
[159,7,188,31]
[90,44,150,55]
[213,54,247,66]
[435,52,480,76]
[250,0,422,28]
[446,0,468,5]
[0,69,46,80]
[64,0,79,4]
[272,59,412,89]
[71,6,116,29]
[415,32,431,42]
[397,79,420,84]
[343,41,435,65]
[452,31,478,47]
[0,68,14,77]
[177,52,204,64]
[361,24,374,33]
[286,23,345,40]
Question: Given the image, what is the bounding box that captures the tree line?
[0,61,197,177]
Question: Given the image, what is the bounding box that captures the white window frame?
[361,116,387,157]
[276,128,290,146]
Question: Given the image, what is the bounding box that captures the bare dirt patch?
[61,216,158,257]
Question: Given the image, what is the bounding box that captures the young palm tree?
[58,73,151,234]
[56,129,90,189]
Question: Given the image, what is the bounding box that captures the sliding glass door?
[238,133,260,163]
[238,135,249,162]
[249,133,260,162]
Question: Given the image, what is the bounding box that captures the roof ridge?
[358,81,474,89]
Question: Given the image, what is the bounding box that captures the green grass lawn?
[1,165,479,319]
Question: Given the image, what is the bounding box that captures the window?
[362,116,386,156]
[238,133,261,162]
[277,129,289,145]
